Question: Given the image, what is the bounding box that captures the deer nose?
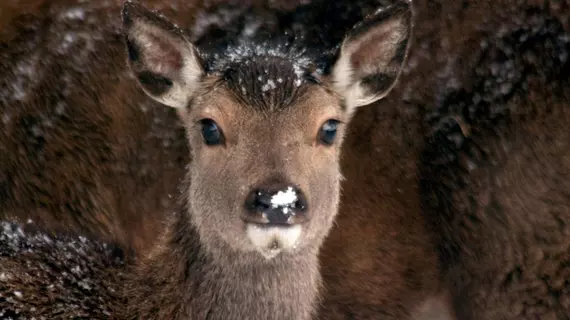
[243,184,308,226]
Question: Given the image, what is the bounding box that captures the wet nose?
[243,184,308,225]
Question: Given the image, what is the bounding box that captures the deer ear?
[122,0,203,109]
[332,1,412,109]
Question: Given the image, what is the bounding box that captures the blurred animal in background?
[2,0,569,319]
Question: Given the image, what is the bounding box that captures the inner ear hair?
[122,0,204,109]
[332,0,413,109]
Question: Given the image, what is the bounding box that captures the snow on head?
[206,42,317,90]
[261,79,277,92]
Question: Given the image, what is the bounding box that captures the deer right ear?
[122,0,203,109]
[331,1,412,110]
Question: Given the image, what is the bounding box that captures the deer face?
[122,0,412,259]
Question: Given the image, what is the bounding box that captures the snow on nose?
[270,186,298,214]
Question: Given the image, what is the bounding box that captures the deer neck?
[164,212,322,320]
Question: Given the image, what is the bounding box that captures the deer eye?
[318,120,339,146]
[200,119,224,146]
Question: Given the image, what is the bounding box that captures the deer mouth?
[245,224,302,259]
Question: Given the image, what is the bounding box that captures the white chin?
[246,224,302,259]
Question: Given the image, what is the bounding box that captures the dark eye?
[318,120,339,146]
[200,119,224,146]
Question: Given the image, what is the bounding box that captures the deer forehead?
[190,76,343,128]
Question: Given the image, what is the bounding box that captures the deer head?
[121,0,412,259]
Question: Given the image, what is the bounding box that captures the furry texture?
[0,220,126,319]
[0,0,438,319]
[121,203,321,320]
[416,3,570,319]
[0,0,189,255]
[10,0,570,319]
[119,1,414,318]
[5,0,570,318]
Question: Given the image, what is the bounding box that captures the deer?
[117,0,445,319]
[0,0,451,319]
[1,0,564,319]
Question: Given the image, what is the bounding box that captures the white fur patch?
[246,224,302,259]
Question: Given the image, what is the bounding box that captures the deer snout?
[243,184,308,226]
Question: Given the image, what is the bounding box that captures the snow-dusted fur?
[0,220,126,319]
[5,0,565,319]
[1,0,443,319]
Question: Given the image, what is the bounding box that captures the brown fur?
[4,0,570,319]
[0,0,192,255]
[413,1,570,319]
[322,0,570,318]
[9,0,568,319]
[121,201,322,319]
[0,220,126,319]
[1,0,447,319]
[119,1,422,318]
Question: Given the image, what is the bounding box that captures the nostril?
[293,195,307,212]
[245,190,272,212]
[254,192,272,210]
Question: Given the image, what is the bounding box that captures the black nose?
[243,184,308,225]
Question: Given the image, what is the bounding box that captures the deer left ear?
[332,1,413,109]
[122,0,204,109]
